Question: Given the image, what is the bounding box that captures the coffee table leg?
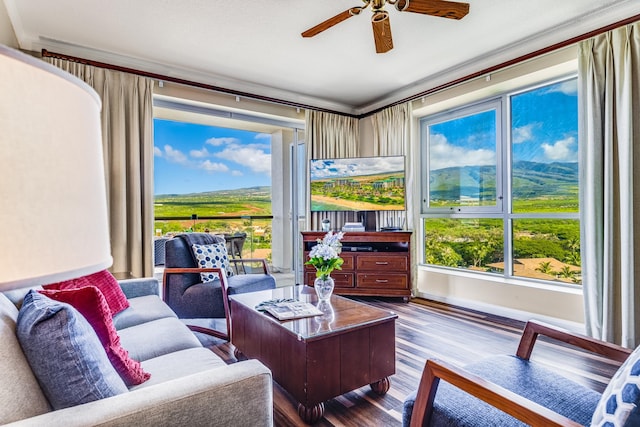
[370,377,391,395]
[297,402,324,424]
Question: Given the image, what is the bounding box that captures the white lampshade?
[0,45,112,290]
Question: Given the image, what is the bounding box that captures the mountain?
[429,161,578,201]
[156,186,271,199]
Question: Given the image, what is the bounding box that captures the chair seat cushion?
[227,274,276,295]
[403,355,601,427]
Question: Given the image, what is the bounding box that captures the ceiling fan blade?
[372,11,393,54]
[301,7,363,37]
[395,0,469,20]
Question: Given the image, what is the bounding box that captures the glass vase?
[314,276,335,301]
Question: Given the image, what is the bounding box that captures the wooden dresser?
[302,231,412,301]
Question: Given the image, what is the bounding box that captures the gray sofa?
[0,278,273,426]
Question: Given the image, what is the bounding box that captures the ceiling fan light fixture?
[394,0,409,12]
[372,11,393,53]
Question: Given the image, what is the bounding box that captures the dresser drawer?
[357,273,408,289]
[340,253,355,270]
[356,255,407,271]
[305,271,354,288]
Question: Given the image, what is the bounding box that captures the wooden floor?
[207,297,619,426]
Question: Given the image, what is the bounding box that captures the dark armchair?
[403,320,638,427]
[163,233,276,340]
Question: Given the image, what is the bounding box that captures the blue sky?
[154,119,271,195]
[428,78,578,170]
[310,156,405,180]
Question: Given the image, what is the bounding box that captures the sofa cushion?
[192,242,234,283]
[113,294,178,330]
[0,293,51,424]
[16,290,128,410]
[591,345,640,426]
[39,286,151,386]
[118,317,202,362]
[402,355,600,427]
[131,347,227,390]
[43,269,129,316]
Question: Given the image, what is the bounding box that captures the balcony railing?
[154,214,273,260]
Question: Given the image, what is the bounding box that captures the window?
[423,99,502,212]
[420,77,580,285]
[153,118,274,259]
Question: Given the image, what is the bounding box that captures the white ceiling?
[4,0,640,115]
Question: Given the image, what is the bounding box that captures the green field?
[154,187,273,258]
[424,196,581,284]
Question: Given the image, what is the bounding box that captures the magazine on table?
[257,299,322,320]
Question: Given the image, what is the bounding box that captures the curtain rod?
[41,49,358,119]
[43,12,640,120]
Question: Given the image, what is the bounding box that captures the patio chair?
[163,233,276,340]
[403,320,638,426]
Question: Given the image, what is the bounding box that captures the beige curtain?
[305,110,360,230]
[370,102,418,295]
[578,22,640,348]
[45,58,155,279]
[371,103,413,230]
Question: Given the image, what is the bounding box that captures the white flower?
[306,231,345,278]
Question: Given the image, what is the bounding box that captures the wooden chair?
[162,233,276,341]
[403,320,636,426]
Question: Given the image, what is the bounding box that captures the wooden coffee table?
[229,286,397,424]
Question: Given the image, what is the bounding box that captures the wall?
[357,45,586,330]
[0,1,18,48]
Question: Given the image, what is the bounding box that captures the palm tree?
[558,265,575,279]
[536,261,554,275]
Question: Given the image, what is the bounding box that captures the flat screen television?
[309,155,406,212]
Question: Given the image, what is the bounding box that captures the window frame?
[419,74,581,288]
[421,98,504,214]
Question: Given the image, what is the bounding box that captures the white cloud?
[205,137,239,147]
[198,160,229,172]
[512,124,536,144]
[310,156,404,179]
[543,79,578,96]
[154,146,163,157]
[542,136,577,161]
[163,145,189,165]
[430,134,495,170]
[190,147,211,158]
[231,170,243,176]
[254,133,271,140]
[215,143,271,175]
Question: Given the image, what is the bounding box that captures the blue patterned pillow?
[16,290,128,409]
[192,242,233,283]
[591,345,640,426]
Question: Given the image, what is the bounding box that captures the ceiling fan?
[301,0,470,54]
